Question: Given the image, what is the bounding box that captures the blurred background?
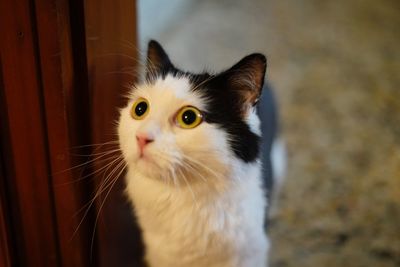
[138,0,399,267]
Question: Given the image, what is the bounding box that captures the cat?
[118,40,279,267]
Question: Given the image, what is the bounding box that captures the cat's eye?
[175,106,203,129]
[131,97,149,120]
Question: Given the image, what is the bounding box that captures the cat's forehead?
[132,75,207,110]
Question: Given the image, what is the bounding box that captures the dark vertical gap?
[67,0,99,264]
[0,146,13,267]
[28,0,62,265]
[0,58,19,267]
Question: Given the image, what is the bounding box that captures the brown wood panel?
[1,0,141,266]
[0,0,60,265]
[84,1,145,266]
[33,0,94,266]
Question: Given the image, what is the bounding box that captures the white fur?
[118,75,269,267]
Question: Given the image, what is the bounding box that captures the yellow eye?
[131,97,149,120]
[175,106,203,129]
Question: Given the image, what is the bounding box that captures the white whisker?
[177,167,199,208]
[55,153,121,186]
[181,154,224,180]
[70,156,124,240]
[90,162,127,259]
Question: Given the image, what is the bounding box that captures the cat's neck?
[125,159,262,208]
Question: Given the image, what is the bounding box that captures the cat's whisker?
[166,170,172,188]
[105,132,121,136]
[156,153,183,181]
[105,66,143,76]
[55,148,122,190]
[96,156,126,202]
[161,165,173,187]
[178,160,208,183]
[122,84,137,99]
[181,154,224,181]
[90,162,127,260]
[87,41,146,80]
[71,140,119,149]
[95,52,145,65]
[117,38,148,59]
[69,144,119,168]
[152,151,210,187]
[69,147,121,157]
[144,152,170,175]
[177,167,199,209]
[56,147,121,175]
[73,156,124,218]
[105,71,141,80]
[168,165,180,192]
[168,166,180,190]
[143,53,160,83]
[190,74,216,92]
[138,42,160,81]
[55,153,122,186]
[105,68,142,75]
[70,156,124,240]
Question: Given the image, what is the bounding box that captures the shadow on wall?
[138,1,400,267]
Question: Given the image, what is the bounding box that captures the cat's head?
[118,40,266,185]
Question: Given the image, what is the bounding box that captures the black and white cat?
[118,40,282,267]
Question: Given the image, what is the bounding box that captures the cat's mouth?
[136,152,152,163]
[135,142,150,159]
[133,152,171,179]
[135,150,160,169]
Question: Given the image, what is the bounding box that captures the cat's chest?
[125,167,267,267]
[127,172,225,224]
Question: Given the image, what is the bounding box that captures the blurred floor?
[138,0,400,266]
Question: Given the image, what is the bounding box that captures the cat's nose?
[136,134,154,154]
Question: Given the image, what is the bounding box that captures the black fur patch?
[191,73,261,163]
[145,40,262,162]
[147,66,261,162]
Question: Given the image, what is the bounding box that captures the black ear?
[224,53,267,110]
[146,40,173,80]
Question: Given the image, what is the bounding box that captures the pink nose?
[136,134,154,155]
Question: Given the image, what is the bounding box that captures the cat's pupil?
[135,101,148,116]
[182,110,197,125]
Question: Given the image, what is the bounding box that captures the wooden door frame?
[0,0,140,266]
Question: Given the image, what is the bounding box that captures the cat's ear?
[224,53,266,111]
[146,40,173,80]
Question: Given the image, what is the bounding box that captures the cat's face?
[118,40,266,185]
[118,75,231,181]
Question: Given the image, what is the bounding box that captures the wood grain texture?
[0,0,60,265]
[33,0,94,266]
[84,1,145,266]
[1,0,141,266]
